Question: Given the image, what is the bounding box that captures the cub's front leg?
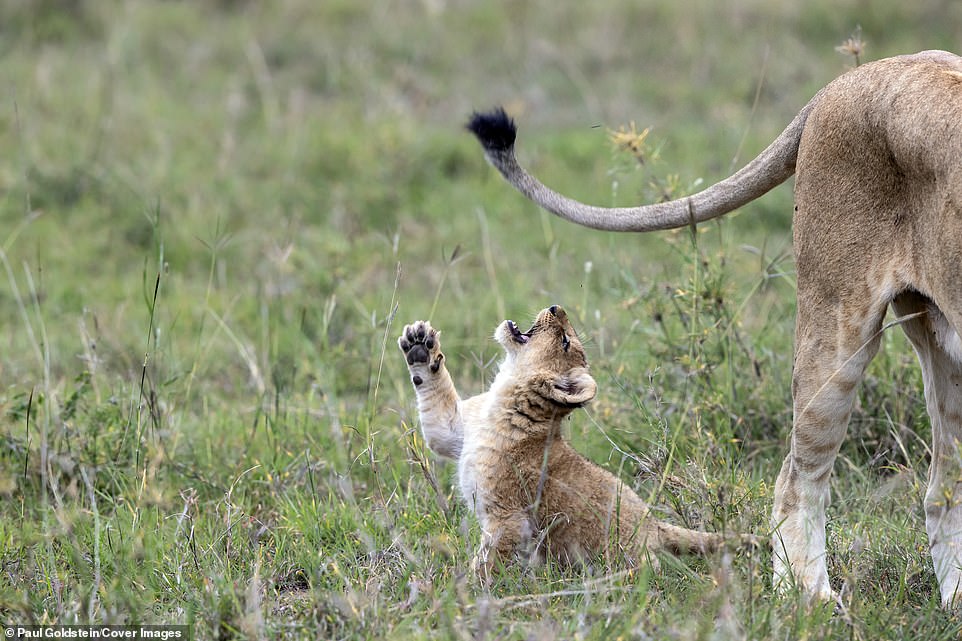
[399,321,464,459]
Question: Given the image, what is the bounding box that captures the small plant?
[609,121,653,166]
[836,25,866,66]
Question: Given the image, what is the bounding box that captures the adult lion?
[467,50,962,607]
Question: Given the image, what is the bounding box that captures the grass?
[1,0,961,638]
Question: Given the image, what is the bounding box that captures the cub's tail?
[466,102,815,233]
[649,521,761,556]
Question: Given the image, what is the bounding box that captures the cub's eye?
[562,334,570,352]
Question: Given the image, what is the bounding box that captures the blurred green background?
[1,1,960,638]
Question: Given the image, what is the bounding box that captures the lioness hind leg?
[772,301,885,603]
[398,321,463,459]
[893,294,962,607]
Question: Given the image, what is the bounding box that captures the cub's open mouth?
[506,320,530,344]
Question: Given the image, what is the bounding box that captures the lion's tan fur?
[399,306,729,577]
[469,50,962,607]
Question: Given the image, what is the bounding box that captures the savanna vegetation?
[2,0,962,638]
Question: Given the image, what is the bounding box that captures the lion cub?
[399,305,730,577]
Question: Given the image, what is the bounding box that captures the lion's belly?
[457,406,496,522]
[457,442,485,519]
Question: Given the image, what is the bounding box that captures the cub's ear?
[545,367,597,407]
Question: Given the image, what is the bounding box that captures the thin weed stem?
[370,263,401,424]
[428,245,462,321]
[797,311,927,423]
[364,262,402,508]
[728,45,769,175]
[477,207,505,321]
[209,307,266,395]
[128,268,160,473]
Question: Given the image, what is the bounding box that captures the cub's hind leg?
[472,509,538,582]
[399,321,463,459]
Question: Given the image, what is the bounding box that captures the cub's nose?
[549,304,559,316]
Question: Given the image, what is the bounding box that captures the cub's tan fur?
[399,306,730,577]
[468,51,962,607]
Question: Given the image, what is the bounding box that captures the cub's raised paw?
[398,321,444,384]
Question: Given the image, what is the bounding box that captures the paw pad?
[399,321,443,372]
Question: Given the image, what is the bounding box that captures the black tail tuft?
[466,107,517,152]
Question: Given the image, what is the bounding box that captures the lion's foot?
[772,554,840,608]
[398,321,445,386]
[470,548,495,586]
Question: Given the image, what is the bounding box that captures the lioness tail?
[467,98,818,232]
